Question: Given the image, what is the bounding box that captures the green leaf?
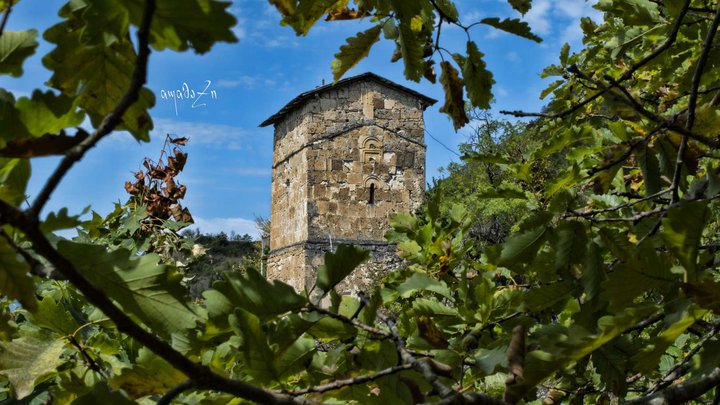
[154,0,238,52]
[207,268,306,319]
[0,30,38,77]
[632,304,706,373]
[27,296,76,335]
[480,18,541,43]
[72,382,134,405]
[278,0,341,36]
[435,0,458,21]
[43,16,155,141]
[462,41,494,109]
[637,145,661,195]
[274,337,315,378]
[331,25,382,81]
[41,206,89,233]
[76,0,131,46]
[397,272,452,298]
[0,89,30,147]
[0,158,30,206]
[662,200,708,280]
[317,244,370,292]
[559,42,570,65]
[498,226,547,267]
[15,90,84,137]
[595,0,660,26]
[554,221,587,272]
[507,0,531,15]
[474,347,507,374]
[581,241,605,301]
[438,60,469,130]
[0,237,36,312]
[540,79,564,100]
[524,282,572,311]
[681,280,720,313]
[229,308,277,382]
[389,212,418,234]
[57,241,198,337]
[0,328,66,399]
[109,347,186,399]
[397,19,424,82]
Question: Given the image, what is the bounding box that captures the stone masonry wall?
[268,78,427,292]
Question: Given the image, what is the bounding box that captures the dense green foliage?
[182,229,262,298]
[1,0,720,404]
[427,112,558,249]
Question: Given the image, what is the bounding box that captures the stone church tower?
[260,72,436,293]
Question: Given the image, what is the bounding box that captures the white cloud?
[517,0,601,42]
[560,22,583,45]
[524,0,552,35]
[233,24,247,41]
[189,217,260,239]
[152,118,262,150]
[216,76,277,88]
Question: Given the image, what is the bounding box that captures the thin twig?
[568,188,671,219]
[284,364,412,396]
[672,0,720,202]
[157,380,195,405]
[0,229,63,279]
[0,1,12,37]
[66,335,108,378]
[625,367,720,405]
[645,321,720,396]
[302,305,390,339]
[571,206,666,223]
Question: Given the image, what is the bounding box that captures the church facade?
[260,73,436,293]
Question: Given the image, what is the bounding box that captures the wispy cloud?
[216,76,277,88]
[151,118,262,150]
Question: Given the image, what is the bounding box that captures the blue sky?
[0,0,600,238]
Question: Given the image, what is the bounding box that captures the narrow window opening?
[369,183,375,205]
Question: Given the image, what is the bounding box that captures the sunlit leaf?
[331,24,382,81]
[438,60,469,130]
[0,30,38,77]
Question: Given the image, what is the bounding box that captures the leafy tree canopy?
[0,1,720,404]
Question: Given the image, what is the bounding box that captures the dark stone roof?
[259,72,437,127]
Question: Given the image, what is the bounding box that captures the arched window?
[369,183,375,205]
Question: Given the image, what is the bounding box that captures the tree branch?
[302,304,391,339]
[28,0,154,217]
[624,367,720,405]
[358,293,507,405]
[672,0,720,202]
[157,379,195,405]
[0,2,313,404]
[0,0,12,37]
[645,321,720,396]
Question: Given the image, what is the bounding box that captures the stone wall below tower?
[267,244,307,290]
[267,239,403,294]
